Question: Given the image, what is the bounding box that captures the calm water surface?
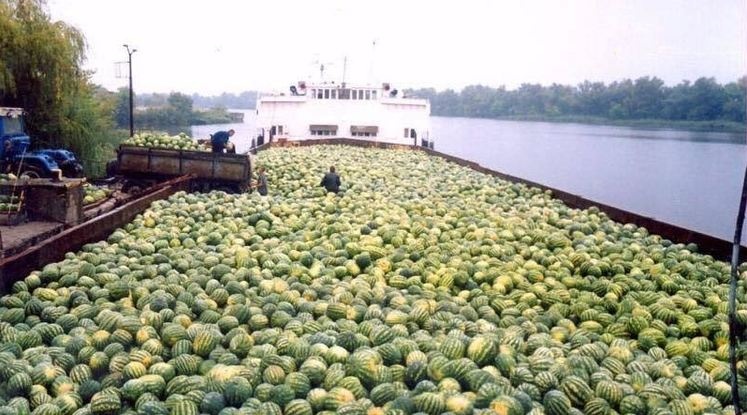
[192,111,747,244]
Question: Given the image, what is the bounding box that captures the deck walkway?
[0,221,65,258]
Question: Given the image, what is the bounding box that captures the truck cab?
[0,107,83,178]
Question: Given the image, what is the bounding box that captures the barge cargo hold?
[0,140,744,415]
[0,139,744,288]
[256,138,746,262]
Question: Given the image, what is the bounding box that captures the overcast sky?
[47,0,746,95]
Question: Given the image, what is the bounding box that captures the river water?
[192,111,747,244]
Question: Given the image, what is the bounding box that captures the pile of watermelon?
[122,132,207,152]
[0,194,21,213]
[83,185,113,206]
[0,145,746,415]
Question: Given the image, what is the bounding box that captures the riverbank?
[487,114,746,134]
[136,107,240,129]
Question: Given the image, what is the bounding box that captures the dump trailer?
[111,145,252,193]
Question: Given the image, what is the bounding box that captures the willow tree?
[0,0,119,176]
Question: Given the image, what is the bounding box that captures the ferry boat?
[255,81,434,148]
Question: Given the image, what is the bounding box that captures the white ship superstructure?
[256,81,432,147]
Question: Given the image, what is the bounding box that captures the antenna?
[369,39,377,84]
[342,56,347,87]
[312,58,333,82]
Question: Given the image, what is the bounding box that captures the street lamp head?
[132,49,137,53]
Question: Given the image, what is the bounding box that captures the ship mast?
[342,56,347,87]
[369,39,377,84]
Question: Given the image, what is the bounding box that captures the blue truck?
[0,107,83,178]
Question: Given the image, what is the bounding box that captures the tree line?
[0,0,122,177]
[408,77,746,126]
[112,89,234,128]
[137,91,257,110]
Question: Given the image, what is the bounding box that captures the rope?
[729,162,747,415]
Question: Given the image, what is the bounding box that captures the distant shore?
[435,114,747,135]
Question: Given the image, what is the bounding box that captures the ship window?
[372,91,377,100]
[311,89,316,99]
[317,90,323,99]
[365,90,371,100]
[352,90,358,100]
[324,89,330,99]
[404,128,409,138]
[310,124,338,136]
[331,90,337,99]
[339,89,350,99]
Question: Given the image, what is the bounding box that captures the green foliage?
[190,107,235,125]
[0,0,125,177]
[113,88,131,129]
[137,91,257,110]
[408,76,747,128]
[130,92,233,128]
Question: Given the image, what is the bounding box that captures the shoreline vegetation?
[448,114,747,135]
[408,77,747,136]
[133,91,253,128]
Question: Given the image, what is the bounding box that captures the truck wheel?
[19,164,43,179]
[214,186,234,194]
[106,160,119,177]
[60,162,84,178]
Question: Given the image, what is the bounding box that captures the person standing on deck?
[320,166,341,193]
[210,129,235,153]
[253,166,268,196]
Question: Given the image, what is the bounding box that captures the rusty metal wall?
[0,176,192,291]
[118,146,251,186]
[256,138,745,262]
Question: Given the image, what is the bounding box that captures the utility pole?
[123,44,137,137]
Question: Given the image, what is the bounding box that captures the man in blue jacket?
[210,129,235,153]
[320,166,341,193]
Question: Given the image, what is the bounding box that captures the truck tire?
[18,164,44,179]
[106,159,119,177]
[62,162,84,178]
[214,186,235,194]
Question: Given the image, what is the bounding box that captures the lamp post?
[123,44,137,137]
